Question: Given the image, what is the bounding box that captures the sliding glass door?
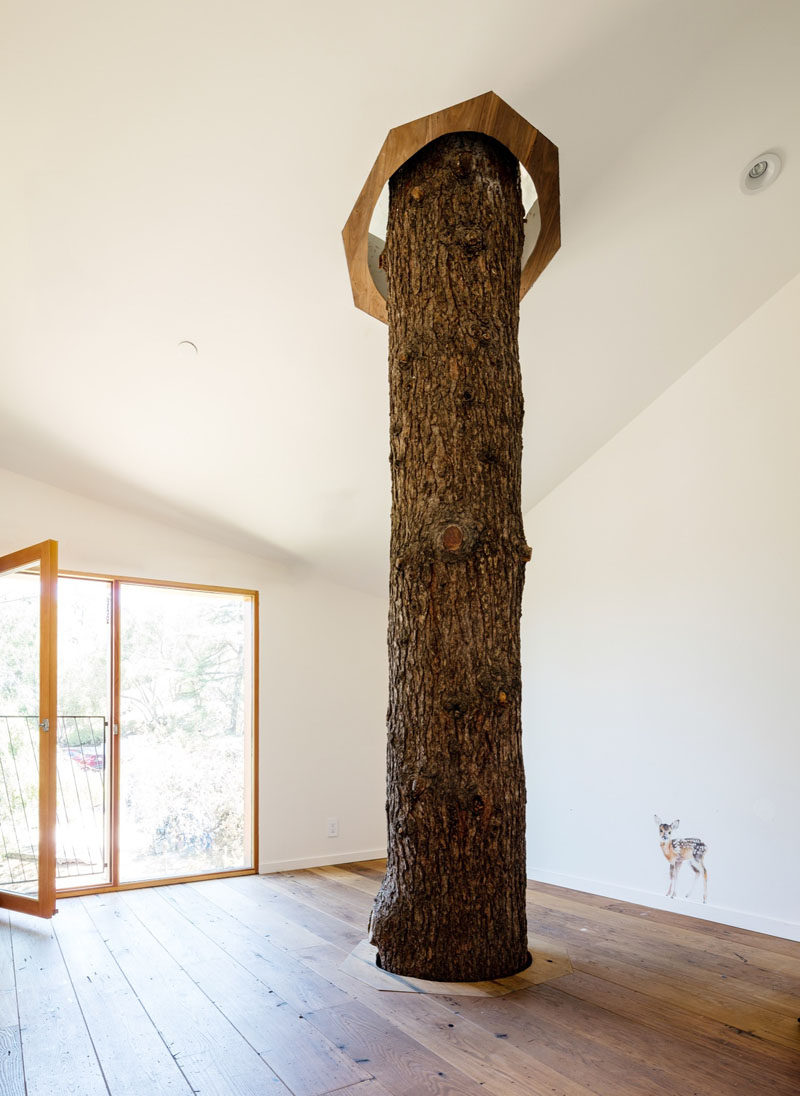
[0,541,58,919]
[118,582,255,884]
[2,559,256,910]
[51,575,256,895]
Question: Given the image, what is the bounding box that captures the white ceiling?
[2,0,799,594]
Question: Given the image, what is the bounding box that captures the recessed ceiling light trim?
[740,152,782,195]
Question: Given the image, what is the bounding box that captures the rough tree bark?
[370,132,530,981]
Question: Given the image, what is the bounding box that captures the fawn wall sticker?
[654,816,709,903]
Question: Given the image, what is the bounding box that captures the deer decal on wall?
[654,816,708,904]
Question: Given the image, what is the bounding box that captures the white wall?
[0,468,387,874]
[522,273,800,940]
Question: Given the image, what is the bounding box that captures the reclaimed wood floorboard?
[52,898,192,1095]
[122,886,368,1096]
[83,891,292,1095]
[3,862,797,1094]
[297,942,598,1096]
[10,909,108,1096]
[0,913,24,1096]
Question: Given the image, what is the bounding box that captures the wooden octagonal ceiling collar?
[343,90,560,324]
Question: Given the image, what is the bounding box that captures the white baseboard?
[528,866,800,942]
[259,848,387,875]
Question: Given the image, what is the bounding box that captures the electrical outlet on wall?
[327,817,339,838]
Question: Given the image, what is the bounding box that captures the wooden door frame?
[0,540,58,918]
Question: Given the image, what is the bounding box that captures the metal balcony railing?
[0,714,108,887]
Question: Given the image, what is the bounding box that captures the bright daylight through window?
[1,572,256,896]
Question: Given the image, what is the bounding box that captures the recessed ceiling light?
[740,152,782,195]
[177,340,198,354]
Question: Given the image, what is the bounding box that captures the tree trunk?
[370,132,530,981]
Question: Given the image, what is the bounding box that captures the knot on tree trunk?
[442,694,469,717]
[467,319,494,345]
[441,525,463,551]
[476,669,520,709]
[476,445,500,466]
[454,224,487,257]
[396,339,418,368]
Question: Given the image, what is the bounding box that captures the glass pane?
[0,570,41,898]
[119,584,252,883]
[56,578,112,888]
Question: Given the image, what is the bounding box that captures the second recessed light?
[740,152,782,195]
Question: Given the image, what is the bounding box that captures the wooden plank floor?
[1,862,797,1095]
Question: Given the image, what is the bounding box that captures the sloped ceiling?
[2,0,799,593]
